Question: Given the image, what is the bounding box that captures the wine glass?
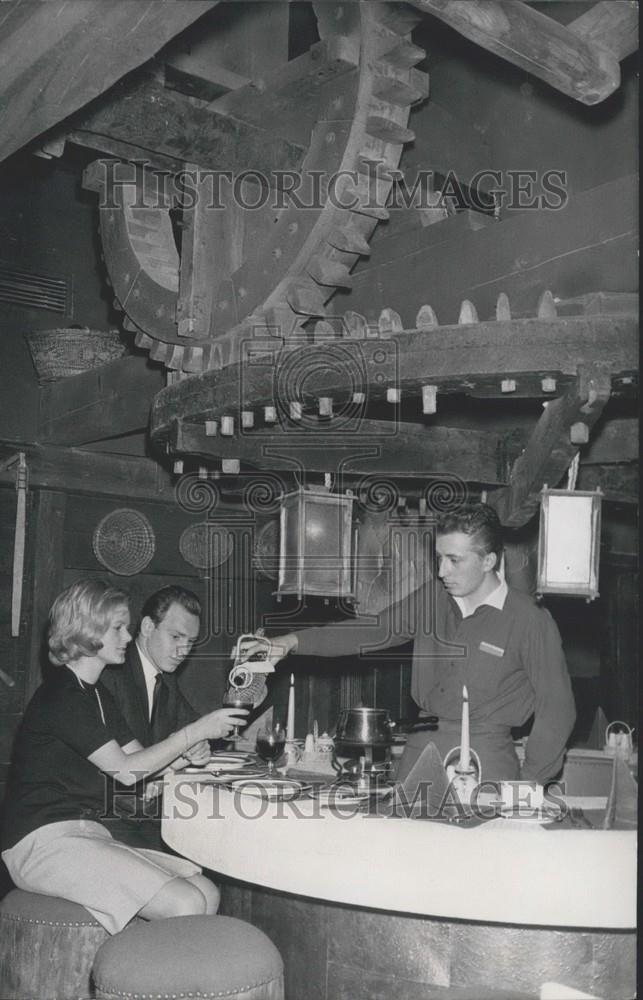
[222,685,254,742]
[256,722,286,774]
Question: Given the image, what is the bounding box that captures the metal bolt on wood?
[570,421,590,444]
[422,385,438,414]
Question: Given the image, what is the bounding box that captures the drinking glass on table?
[256,722,286,774]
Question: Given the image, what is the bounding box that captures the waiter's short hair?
[436,503,503,568]
[48,579,130,665]
[140,585,201,626]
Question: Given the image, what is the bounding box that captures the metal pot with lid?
[334,707,395,748]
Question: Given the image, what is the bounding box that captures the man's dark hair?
[436,503,504,569]
[140,585,202,626]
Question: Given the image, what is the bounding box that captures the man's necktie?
[150,673,172,744]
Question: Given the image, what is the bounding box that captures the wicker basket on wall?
[24,326,127,383]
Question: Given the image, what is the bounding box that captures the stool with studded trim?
[92,914,284,1000]
[0,888,109,1000]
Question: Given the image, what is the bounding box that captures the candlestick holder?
[444,747,482,808]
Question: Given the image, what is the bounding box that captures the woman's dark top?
[2,666,134,852]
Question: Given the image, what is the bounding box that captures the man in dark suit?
[102,585,208,848]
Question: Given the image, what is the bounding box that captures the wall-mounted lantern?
[278,487,356,600]
[537,487,602,601]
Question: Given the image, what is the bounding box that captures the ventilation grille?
[0,262,70,314]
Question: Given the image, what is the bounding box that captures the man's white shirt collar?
[136,641,160,719]
[453,578,508,618]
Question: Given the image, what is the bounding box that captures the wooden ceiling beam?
[408,0,622,105]
[489,363,613,527]
[0,440,175,502]
[69,76,304,176]
[342,175,638,326]
[37,355,165,446]
[0,0,218,162]
[210,37,360,147]
[169,419,517,484]
[568,2,639,62]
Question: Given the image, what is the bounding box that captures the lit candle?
[460,684,470,771]
[286,673,295,741]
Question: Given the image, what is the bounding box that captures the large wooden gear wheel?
[89,1,428,376]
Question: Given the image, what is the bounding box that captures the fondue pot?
[333,708,395,786]
[334,707,395,747]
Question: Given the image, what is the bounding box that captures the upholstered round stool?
[0,888,109,1000]
[92,915,284,1000]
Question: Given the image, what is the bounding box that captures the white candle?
[287,673,295,741]
[460,684,470,770]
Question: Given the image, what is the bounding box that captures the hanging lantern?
[278,487,356,600]
[537,487,602,601]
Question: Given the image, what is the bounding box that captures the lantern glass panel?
[278,489,354,598]
[537,489,602,600]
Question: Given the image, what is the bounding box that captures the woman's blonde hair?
[48,579,129,665]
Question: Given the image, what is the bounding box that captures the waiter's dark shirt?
[2,667,134,852]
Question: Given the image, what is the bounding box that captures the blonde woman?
[1,579,247,934]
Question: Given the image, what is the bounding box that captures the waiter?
[245,504,576,785]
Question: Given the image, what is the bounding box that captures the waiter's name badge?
[479,641,505,657]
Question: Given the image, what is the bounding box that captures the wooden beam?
[568,2,639,62]
[340,175,638,326]
[164,0,289,101]
[582,417,638,464]
[577,463,638,504]
[408,0,621,104]
[0,0,218,162]
[71,76,304,176]
[489,364,612,527]
[170,419,517,483]
[176,164,220,340]
[0,441,175,502]
[37,356,165,446]
[210,38,360,147]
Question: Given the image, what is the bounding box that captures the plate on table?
[208,752,254,763]
[498,806,560,825]
[311,787,369,809]
[207,756,255,772]
[229,778,312,800]
[207,770,269,784]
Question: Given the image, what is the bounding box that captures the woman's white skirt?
[2,819,201,934]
